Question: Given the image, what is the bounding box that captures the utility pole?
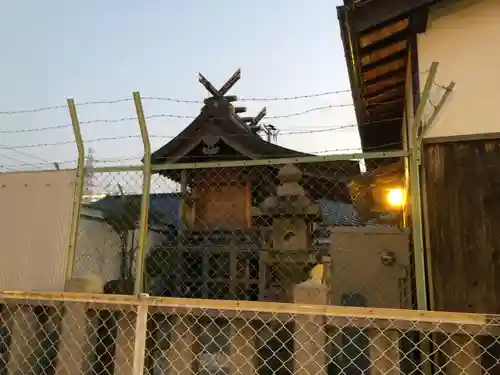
[82,147,95,203]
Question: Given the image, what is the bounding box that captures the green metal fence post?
[409,62,438,311]
[65,99,85,280]
[133,91,152,295]
[419,79,456,311]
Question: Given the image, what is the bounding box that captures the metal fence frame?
[1,290,497,375]
[62,91,428,309]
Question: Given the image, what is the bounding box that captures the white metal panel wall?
[0,170,76,292]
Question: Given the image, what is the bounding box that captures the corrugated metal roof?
[85,193,180,227]
[87,194,363,228]
[318,199,360,226]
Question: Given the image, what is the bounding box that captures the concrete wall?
[418,0,500,139]
[328,227,411,309]
[0,170,75,292]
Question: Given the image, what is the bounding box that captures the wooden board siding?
[423,138,500,313]
[192,169,251,230]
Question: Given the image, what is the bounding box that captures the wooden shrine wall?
[189,168,252,230]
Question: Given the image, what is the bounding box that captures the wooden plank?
[423,140,500,314]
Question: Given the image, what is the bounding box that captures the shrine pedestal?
[291,280,329,375]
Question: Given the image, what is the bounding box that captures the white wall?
[0,170,75,292]
[0,169,165,292]
[418,0,500,139]
[74,221,164,285]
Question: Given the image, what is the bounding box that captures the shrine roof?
[147,70,358,175]
[149,101,309,165]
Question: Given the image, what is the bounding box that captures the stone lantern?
[255,163,323,301]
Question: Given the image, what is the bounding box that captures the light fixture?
[387,188,406,207]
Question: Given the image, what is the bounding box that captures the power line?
[0,153,42,170]
[0,142,49,163]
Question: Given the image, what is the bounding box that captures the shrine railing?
[0,291,498,375]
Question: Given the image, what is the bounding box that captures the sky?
[0,0,361,174]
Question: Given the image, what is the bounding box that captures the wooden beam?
[364,67,405,86]
[367,87,405,105]
[363,60,405,83]
[365,81,405,99]
[362,49,408,72]
[351,0,435,33]
[338,5,368,141]
[360,28,409,56]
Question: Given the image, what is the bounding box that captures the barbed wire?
[0,140,402,171]
[0,117,404,150]
[0,69,431,116]
[0,102,402,135]
[0,104,357,135]
[0,94,402,121]
[0,90,355,115]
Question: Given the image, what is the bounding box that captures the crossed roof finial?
[198,68,241,98]
[198,69,267,131]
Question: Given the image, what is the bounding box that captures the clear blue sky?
[0,0,360,172]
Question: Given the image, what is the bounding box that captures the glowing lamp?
[387,188,405,207]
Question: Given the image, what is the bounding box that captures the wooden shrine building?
[145,70,364,302]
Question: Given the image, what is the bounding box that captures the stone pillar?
[229,319,256,375]
[6,306,39,375]
[55,275,103,375]
[113,312,137,375]
[369,329,401,375]
[291,279,328,375]
[54,305,99,375]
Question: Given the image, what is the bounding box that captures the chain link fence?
[74,153,415,308]
[0,292,499,375]
[75,170,145,293]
